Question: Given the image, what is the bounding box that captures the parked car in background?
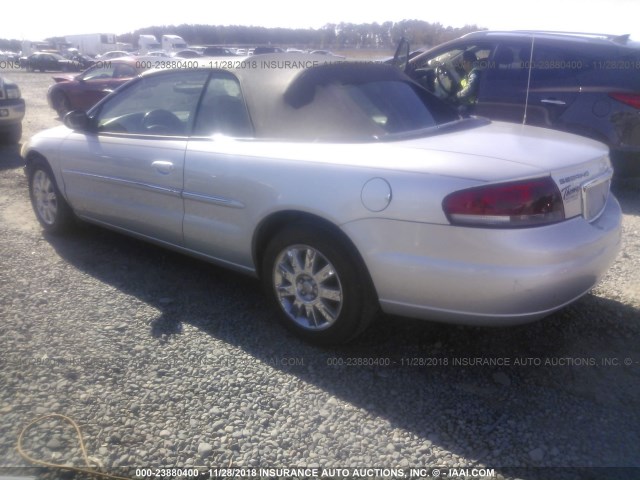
[146,51,171,58]
[64,51,95,70]
[0,75,25,143]
[23,55,621,344]
[0,51,20,62]
[252,46,285,55]
[47,58,144,117]
[173,49,202,59]
[202,46,238,57]
[310,50,346,58]
[400,31,640,176]
[95,51,132,60]
[21,52,83,72]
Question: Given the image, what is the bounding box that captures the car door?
[34,54,48,71]
[45,54,59,71]
[183,71,256,268]
[522,43,580,128]
[60,70,210,245]
[475,39,581,127]
[475,41,530,123]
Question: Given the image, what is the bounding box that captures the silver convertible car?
[22,54,622,344]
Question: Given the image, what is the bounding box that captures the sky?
[3,0,639,41]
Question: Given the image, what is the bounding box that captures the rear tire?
[7,123,22,144]
[262,224,376,345]
[28,160,74,233]
[0,124,21,144]
[8,123,22,144]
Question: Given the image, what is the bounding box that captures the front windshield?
[427,49,464,68]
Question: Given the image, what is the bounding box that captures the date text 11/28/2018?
[135,467,497,478]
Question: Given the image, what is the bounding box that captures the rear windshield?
[274,79,461,142]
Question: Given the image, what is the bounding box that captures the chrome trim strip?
[62,169,181,197]
[63,170,245,208]
[181,191,245,209]
[540,99,566,106]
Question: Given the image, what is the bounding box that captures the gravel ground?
[0,68,639,480]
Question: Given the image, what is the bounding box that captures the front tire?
[28,161,74,233]
[262,224,376,345]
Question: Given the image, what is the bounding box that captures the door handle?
[540,99,566,106]
[152,160,174,174]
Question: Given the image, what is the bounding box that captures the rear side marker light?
[443,177,565,228]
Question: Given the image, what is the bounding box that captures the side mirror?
[392,37,411,73]
[63,110,94,132]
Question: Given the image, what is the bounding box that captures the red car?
[47,58,144,117]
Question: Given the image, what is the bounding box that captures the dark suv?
[403,31,640,176]
[0,76,25,144]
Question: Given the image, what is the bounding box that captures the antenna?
[522,36,535,125]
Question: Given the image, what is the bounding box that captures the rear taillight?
[443,177,565,227]
[609,92,640,109]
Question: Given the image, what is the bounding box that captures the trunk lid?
[397,120,613,221]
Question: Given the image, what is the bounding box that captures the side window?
[113,64,138,78]
[193,72,253,137]
[477,42,530,114]
[95,71,209,136]
[417,44,493,99]
[82,65,115,81]
[530,45,582,79]
[423,45,492,73]
[492,44,525,70]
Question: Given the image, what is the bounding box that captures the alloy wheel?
[273,244,343,331]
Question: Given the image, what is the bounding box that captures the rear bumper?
[0,98,25,128]
[343,195,622,326]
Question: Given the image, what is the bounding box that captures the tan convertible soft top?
[140,53,425,139]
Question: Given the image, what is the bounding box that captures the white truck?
[65,33,117,57]
[21,40,55,56]
[138,35,161,54]
[161,35,188,53]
